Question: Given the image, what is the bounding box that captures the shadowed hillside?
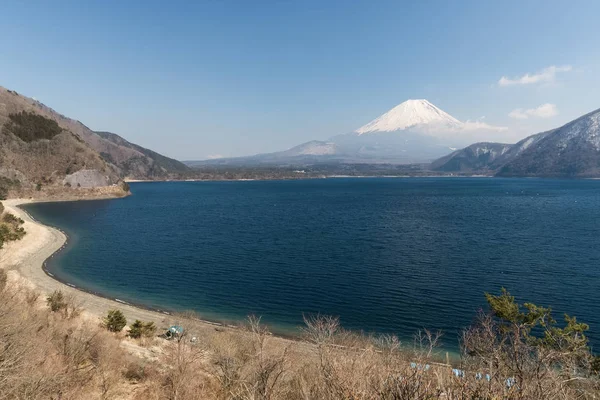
[431,108,600,177]
[95,131,190,178]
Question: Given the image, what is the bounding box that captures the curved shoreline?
[2,199,176,325]
[1,198,301,340]
[1,197,459,360]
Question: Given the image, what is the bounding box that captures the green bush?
[0,225,6,249]
[0,214,25,248]
[46,290,67,312]
[103,309,127,332]
[2,213,23,225]
[128,320,157,339]
[0,212,26,244]
[4,111,63,143]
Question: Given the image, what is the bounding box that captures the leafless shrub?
[301,313,339,346]
[25,289,39,306]
[63,293,84,320]
[0,278,599,400]
[161,330,208,399]
[412,329,443,360]
[0,269,7,292]
[242,315,290,400]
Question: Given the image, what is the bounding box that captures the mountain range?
[189,99,507,166]
[2,83,600,191]
[190,99,600,178]
[432,108,600,177]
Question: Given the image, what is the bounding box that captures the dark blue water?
[24,178,600,349]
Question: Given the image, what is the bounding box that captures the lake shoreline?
[3,197,461,360]
[124,174,496,183]
[1,197,309,343]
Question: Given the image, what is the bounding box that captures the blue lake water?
[24,178,600,349]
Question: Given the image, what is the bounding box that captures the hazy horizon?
[2,0,599,160]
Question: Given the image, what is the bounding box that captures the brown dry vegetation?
[0,87,190,182]
[1,273,599,400]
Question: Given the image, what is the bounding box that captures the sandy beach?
[0,197,312,357]
[0,198,241,335]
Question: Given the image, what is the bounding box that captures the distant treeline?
[186,163,452,180]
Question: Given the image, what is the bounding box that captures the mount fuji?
[355,99,464,134]
[191,100,507,165]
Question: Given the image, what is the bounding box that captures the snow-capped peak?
[355,99,463,134]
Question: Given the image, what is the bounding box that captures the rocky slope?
[0,86,190,181]
[430,142,513,173]
[95,131,190,178]
[432,108,600,177]
[0,108,124,197]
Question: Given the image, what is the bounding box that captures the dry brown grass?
[1,273,598,400]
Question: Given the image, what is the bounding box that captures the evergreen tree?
[103,310,127,332]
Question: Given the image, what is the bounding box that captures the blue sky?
[1,0,599,159]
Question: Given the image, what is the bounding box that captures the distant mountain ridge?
[190,99,505,166]
[432,108,600,177]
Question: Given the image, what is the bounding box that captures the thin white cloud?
[498,65,572,86]
[462,120,508,132]
[206,154,224,159]
[508,103,558,120]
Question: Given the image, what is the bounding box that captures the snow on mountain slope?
[355,99,506,143]
[430,142,514,172]
[283,140,338,156]
[190,98,508,165]
[433,108,600,177]
[356,99,463,134]
[498,108,600,177]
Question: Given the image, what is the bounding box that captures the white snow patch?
[298,142,337,155]
[556,111,600,150]
[356,100,462,134]
[520,137,536,150]
[355,99,507,139]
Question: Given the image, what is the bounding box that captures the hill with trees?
[432,108,600,177]
[0,86,192,199]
